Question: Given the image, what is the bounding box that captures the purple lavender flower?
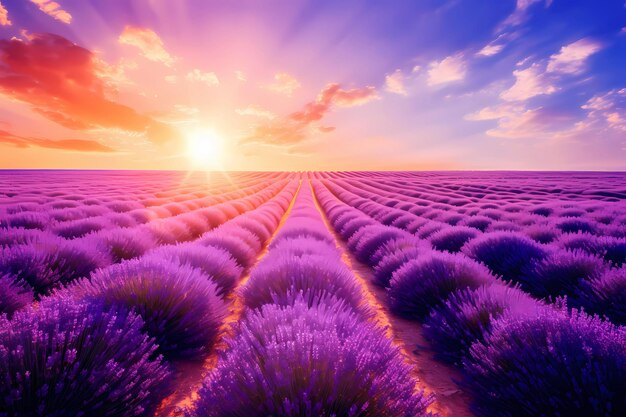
[429,226,480,253]
[519,249,608,298]
[388,251,496,320]
[352,226,411,266]
[198,231,257,268]
[574,266,626,325]
[463,307,626,416]
[462,231,550,281]
[0,298,172,416]
[188,299,433,417]
[241,254,367,313]
[424,284,540,365]
[64,258,227,360]
[0,273,33,316]
[146,243,243,296]
[84,227,156,263]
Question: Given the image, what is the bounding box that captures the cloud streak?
[546,38,602,75]
[0,130,116,152]
[119,26,175,66]
[30,0,71,24]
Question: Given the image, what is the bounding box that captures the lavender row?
[187,183,434,417]
[0,174,285,238]
[313,179,626,417]
[0,180,298,416]
[321,177,626,325]
[0,179,290,314]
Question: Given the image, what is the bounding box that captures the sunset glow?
[0,0,624,170]
[185,128,226,170]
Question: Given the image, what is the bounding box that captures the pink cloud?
[119,26,175,66]
[427,54,467,86]
[244,83,378,145]
[500,63,557,101]
[546,38,602,75]
[30,0,71,24]
[385,69,408,96]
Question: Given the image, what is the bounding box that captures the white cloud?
[235,105,275,119]
[174,104,200,116]
[500,63,556,101]
[266,73,301,96]
[499,0,548,29]
[581,89,626,131]
[186,69,219,86]
[235,70,247,81]
[465,104,522,121]
[546,38,602,74]
[427,54,467,86]
[477,43,504,57]
[384,69,408,96]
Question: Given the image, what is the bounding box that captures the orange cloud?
[0,33,178,144]
[244,83,378,145]
[0,129,116,152]
[30,0,71,24]
[118,26,175,66]
[0,1,10,26]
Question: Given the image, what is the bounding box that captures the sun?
[185,128,224,169]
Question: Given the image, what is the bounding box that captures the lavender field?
[1,170,626,417]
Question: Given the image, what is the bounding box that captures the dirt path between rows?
[309,180,475,417]
[156,180,302,417]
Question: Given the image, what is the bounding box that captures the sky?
[0,0,624,171]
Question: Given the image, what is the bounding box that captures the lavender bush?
[575,266,626,325]
[388,251,496,320]
[0,298,172,416]
[462,231,549,281]
[64,258,227,360]
[241,254,366,313]
[519,249,608,298]
[424,284,539,365]
[0,273,33,316]
[429,226,480,253]
[188,299,433,417]
[148,243,243,295]
[463,307,626,416]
